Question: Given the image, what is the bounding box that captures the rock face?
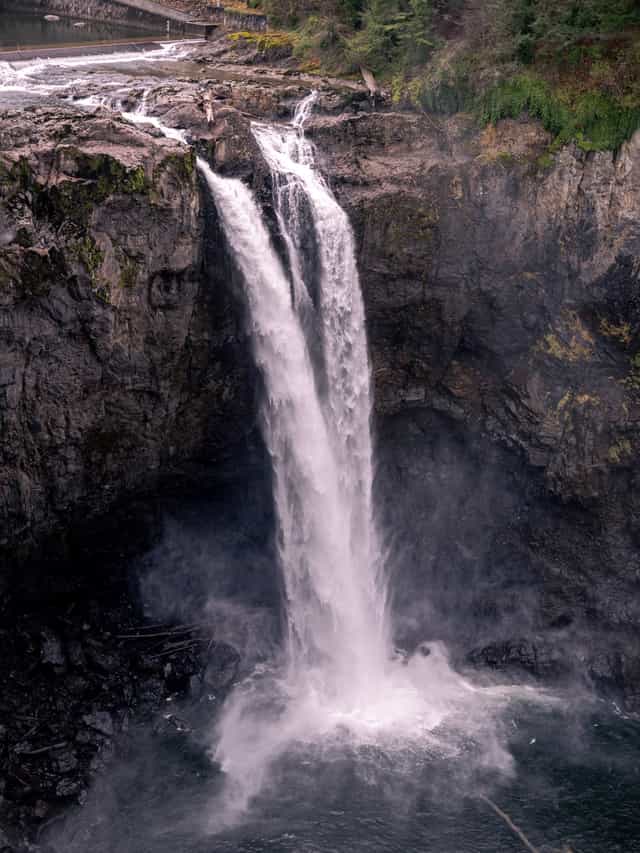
[2,84,640,709]
[0,105,254,563]
[309,111,640,709]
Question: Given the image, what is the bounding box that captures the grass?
[479,73,640,151]
[227,29,294,53]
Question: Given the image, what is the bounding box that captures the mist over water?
[196,96,533,824]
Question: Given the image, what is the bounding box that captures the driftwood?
[360,66,379,98]
[478,795,578,853]
[479,795,541,853]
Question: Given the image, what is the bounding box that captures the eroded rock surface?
[0,103,254,562]
[2,80,640,716]
[309,110,640,710]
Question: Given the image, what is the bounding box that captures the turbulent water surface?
[2,46,639,853]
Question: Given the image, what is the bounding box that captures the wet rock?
[83,643,120,674]
[467,638,566,679]
[152,714,191,738]
[53,750,77,775]
[39,631,64,669]
[0,104,252,564]
[64,642,85,670]
[203,643,240,692]
[54,778,80,799]
[81,711,113,738]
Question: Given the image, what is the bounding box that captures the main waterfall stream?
[1,45,638,853]
[196,99,502,822]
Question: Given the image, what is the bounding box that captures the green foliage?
[480,75,569,135]
[348,0,435,73]
[263,0,363,27]
[292,15,349,71]
[228,29,295,52]
[480,74,640,150]
[392,55,473,113]
[509,0,640,64]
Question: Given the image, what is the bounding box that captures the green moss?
[623,351,640,391]
[74,235,104,278]
[118,255,139,289]
[600,317,632,346]
[608,438,633,464]
[537,312,595,362]
[227,29,294,53]
[122,165,147,194]
[35,152,150,229]
[480,73,640,151]
[94,285,111,304]
[536,152,555,170]
[155,150,196,184]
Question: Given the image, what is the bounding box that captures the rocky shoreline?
[0,493,248,852]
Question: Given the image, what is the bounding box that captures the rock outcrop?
[309,110,640,709]
[2,79,640,709]
[0,104,254,563]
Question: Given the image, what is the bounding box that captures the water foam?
[80,90,545,824]
[0,41,193,95]
[196,100,526,824]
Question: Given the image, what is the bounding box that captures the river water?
[46,698,640,852]
[0,11,163,50]
[1,42,639,853]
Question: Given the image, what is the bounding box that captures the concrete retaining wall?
[2,0,183,31]
[3,0,268,34]
[210,8,267,32]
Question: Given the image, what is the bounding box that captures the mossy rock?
[35,151,149,228]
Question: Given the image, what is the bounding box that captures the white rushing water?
[2,60,539,821]
[0,41,193,95]
[198,98,518,824]
[248,96,390,696]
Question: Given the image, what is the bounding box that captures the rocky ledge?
[2,75,640,718]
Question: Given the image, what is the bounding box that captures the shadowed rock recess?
[1,87,640,720]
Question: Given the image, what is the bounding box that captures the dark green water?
[49,699,640,853]
[0,11,161,49]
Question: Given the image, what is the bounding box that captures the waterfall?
[117,94,484,822]
[198,95,389,703]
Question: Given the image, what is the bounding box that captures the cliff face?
[2,88,640,706]
[310,111,640,708]
[0,106,253,562]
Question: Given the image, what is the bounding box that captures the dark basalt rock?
[310,110,640,711]
[0,538,240,851]
[0,103,256,565]
[2,82,640,721]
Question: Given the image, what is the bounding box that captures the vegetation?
[246,0,640,150]
[479,74,640,151]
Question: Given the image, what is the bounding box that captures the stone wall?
[210,7,267,32]
[1,0,183,31]
[2,0,267,33]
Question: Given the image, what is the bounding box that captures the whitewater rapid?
[0,40,194,95]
